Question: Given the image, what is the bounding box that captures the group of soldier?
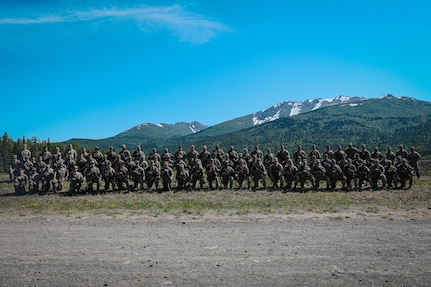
[9,142,421,195]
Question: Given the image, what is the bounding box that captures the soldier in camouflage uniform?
[92,147,104,166]
[41,165,55,194]
[212,145,225,162]
[191,161,205,190]
[131,161,145,191]
[343,158,357,191]
[14,168,28,195]
[323,145,334,160]
[385,160,398,189]
[294,159,315,191]
[9,155,21,183]
[133,145,146,164]
[67,165,85,196]
[145,160,160,192]
[276,145,290,165]
[187,145,199,166]
[369,159,386,190]
[161,148,174,167]
[282,159,298,191]
[308,144,321,161]
[310,159,326,190]
[176,164,190,191]
[250,157,266,191]
[174,146,187,165]
[357,160,371,191]
[28,168,40,194]
[396,144,408,159]
[20,144,32,162]
[103,161,116,192]
[53,163,69,193]
[148,148,161,164]
[227,146,240,167]
[106,146,117,163]
[235,159,250,190]
[407,146,421,178]
[293,145,307,162]
[397,158,413,189]
[116,161,131,192]
[345,143,359,160]
[161,161,174,192]
[119,144,132,164]
[268,157,283,189]
[219,160,235,190]
[205,159,220,190]
[86,161,101,194]
[64,144,78,161]
[325,159,345,190]
[41,146,52,165]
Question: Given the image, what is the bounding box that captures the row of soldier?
[10,142,420,195]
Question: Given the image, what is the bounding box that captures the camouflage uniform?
[14,169,28,195]
[133,146,146,164]
[219,161,235,190]
[308,144,321,161]
[116,161,131,192]
[359,144,371,161]
[174,146,187,165]
[20,145,32,162]
[64,144,78,161]
[294,159,315,190]
[385,161,398,189]
[54,164,69,193]
[119,145,132,164]
[29,169,40,194]
[395,145,408,159]
[343,159,357,191]
[369,160,386,190]
[161,162,174,191]
[250,158,266,190]
[345,143,359,160]
[282,160,298,191]
[205,159,220,190]
[235,160,250,189]
[131,162,146,191]
[187,145,199,166]
[103,162,116,191]
[293,146,307,162]
[68,166,85,195]
[41,166,55,193]
[41,147,52,165]
[145,160,160,192]
[9,155,21,183]
[212,145,225,162]
[86,161,101,194]
[276,145,290,165]
[198,146,211,171]
[310,159,326,190]
[325,160,345,190]
[191,162,205,190]
[356,161,371,190]
[176,164,190,191]
[268,158,283,189]
[161,148,174,167]
[407,147,421,178]
[397,159,413,189]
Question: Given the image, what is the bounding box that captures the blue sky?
[1,0,430,142]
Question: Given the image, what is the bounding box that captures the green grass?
[1,178,430,218]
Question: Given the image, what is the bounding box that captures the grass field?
[1,176,430,219]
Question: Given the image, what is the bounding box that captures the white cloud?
[0,5,231,44]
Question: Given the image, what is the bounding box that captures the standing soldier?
[323,145,335,160]
[119,144,132,164]
[161,162,174,192]
[264,148,275,167]
[212,145,225,162]
[64,144,78,161]
[407,146,421,178]
[343,158,357,191]
[174,146,187,164]
[133,145,146,164]
[41,146,52,165]
[309,144,321,161]
[106,146,117,163]
[20,144,32,162]
[251,145,264,160]
[187,145,199,166]
[371,147,383,160]
[198,145,211,170]
[161,148,174,167]
[293,145,307,162]
[386,147,396,163]
[397,158,413,189]
[276,145,290,165]
[9,155,21,183]
[227,146,240,167]
[54,163,69,193]
[396,144,408,159]
[345,143,359,160]
[131,161,146,191]
[14,168,28,195]
[148,148,161,164]
[41,166,55,194]
[92,147,104,165]
[334,145,346,163]
[116,161,131,192]
[359,144,371,161]
[385,160,398,189]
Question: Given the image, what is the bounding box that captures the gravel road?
[1,214,430,287]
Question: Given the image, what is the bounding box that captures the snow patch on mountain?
[156,124,163,128]
[289,103,302,116]
[189,124,199,133]
[253,110,281,125]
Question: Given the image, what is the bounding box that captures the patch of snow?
[189,124,199,133]
[156,124,163,128]
[312,99,324,111]
[253,110,281,125]
[348,103,358,107]
[336,95,350,103]
[289,102,302,116]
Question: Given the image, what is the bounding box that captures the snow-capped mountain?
[116,121,208,139]
[250,95,365,126]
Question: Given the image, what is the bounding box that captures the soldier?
[385,160,398,189]
[371,147,383,160]
[325,159,345,190]
[235,159,250,190]
[396,144,408,159]
[323,145,335,160]
[187,145,199,165]
[161,148,174,167]
[397,158,413,189]
[282,160,298,191]
[188,152,202,170]
[86,161,101,194]
[53,163,69,193]
[294,159,315,191]
[359,144,371,161]
[386,147,396,163]
[176,164,190,191]
[116,161,131,192]
[20,144,32,162]
[198,145,211,170]
[28,168,40,194]
[106,146,117,163]
[293,145,307,162]
[251,145,264,160]
[64,144,78,161]
[343,158,357,191]
[357,160,371,191]
[145,160,160,192]
[407,146,421,178]
[161,161,174,192]
[22,158,34,177]
[9,155,21,183]
[268,157,283,189]
[310,159,326,190]
[119,144,132,164]
[40,146,52,165]
[205,159,220,190]
[14,168,28,195]
[241,148,253,168]
[345,143,359,160]
[250,157,266,191]
[264,148,275,166]
[334,145,346,163]
[131,161,146,191]
[34,156,47,174]
[92,146,104,165]
[132,145,146,164]
[212,144,225,162]
[174,146,187,164]
[52,146,62,165]
[369,159,386,190]
[148,148,161,164]
[227,146,240,167]
[103,161,116,192]
[276,145,290,165]
[308,144,321,161]
[191,161,205,190]
[76,154,88,174]
[68,165,85,195]
[219,161,235,190]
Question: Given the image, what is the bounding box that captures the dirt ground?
[0,213,430,287]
